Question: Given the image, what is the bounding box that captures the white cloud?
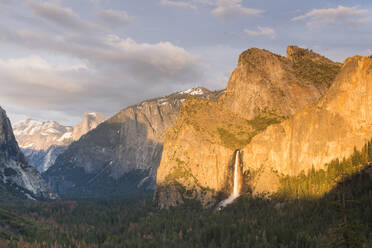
[0,56,86,108]
[0,0,214,123]
[160,0,264,19]
[0,0,201,84]
[192,0,214,5]
[98,9,134,27]
[0,26,203,114]
[161,0,197,10]
[24,0,103,33]
[212,0,264,20]
[292,5,369,27]
[103,35,202,81]
[0,56,85,91]
[244,26,275,38]
[0,0,11,6]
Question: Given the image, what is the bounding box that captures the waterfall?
[217,150,240,210]
[232,150,239,198]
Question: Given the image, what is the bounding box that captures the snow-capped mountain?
[13,119,73,150]
[178,87,210,96]
[13,113,107,172]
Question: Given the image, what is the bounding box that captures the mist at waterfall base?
[217,150,240,210]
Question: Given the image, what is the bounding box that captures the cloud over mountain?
[160,0,197,10]
[212,0,264,20]
[244,26,275,38]
[0,1,203,122]
[98,9,134,27]
[292,5,369,27]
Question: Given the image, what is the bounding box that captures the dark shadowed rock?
[0,107,55,200]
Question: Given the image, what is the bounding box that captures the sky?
[0,0,371,125]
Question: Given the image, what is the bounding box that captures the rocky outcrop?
[44,87,223,197]
[221,46,341,120]
[72,112,107,141]
[14,113,106,172]
[242,56,372,194]
[155,46,342,208]
[0,107,55,200]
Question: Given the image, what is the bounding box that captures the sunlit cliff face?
[155,46,341,208]
[217,150,241,209]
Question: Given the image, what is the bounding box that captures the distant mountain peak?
[13,112,107,173]
[178,87,211,96]
[72,112,107,141]
[13,119,73,150]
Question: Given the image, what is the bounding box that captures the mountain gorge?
[14,113,107,172]
[155,46,343,208]
[0,107,54,200]
[44,87,223,197]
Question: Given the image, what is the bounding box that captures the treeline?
[0,141,371,247]
[279,140,372,199]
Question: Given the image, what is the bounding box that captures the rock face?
[22,146,68,173]
[242,56,372,194]
[155,46,342,208]
[72,112,107,141]
[0,107,55,200]
[44,87,223,197]
[221,46,340,120]
[13,113,106,172]
[156,99,254,208]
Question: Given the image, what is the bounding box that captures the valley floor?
[1,141,372,247]
[0,163,371,248]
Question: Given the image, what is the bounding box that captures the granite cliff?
[44,87,223,197]
[155,46,342,208]
[0,107,55,200]
[72,112,107,141]
[242,56,372,195]
[221,46,340,120]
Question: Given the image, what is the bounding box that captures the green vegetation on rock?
[278,139,372,200]
[288,46,341,89]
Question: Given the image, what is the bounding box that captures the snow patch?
[46,128,59,134]
[179,87,205,96]
[57,132,72,142]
